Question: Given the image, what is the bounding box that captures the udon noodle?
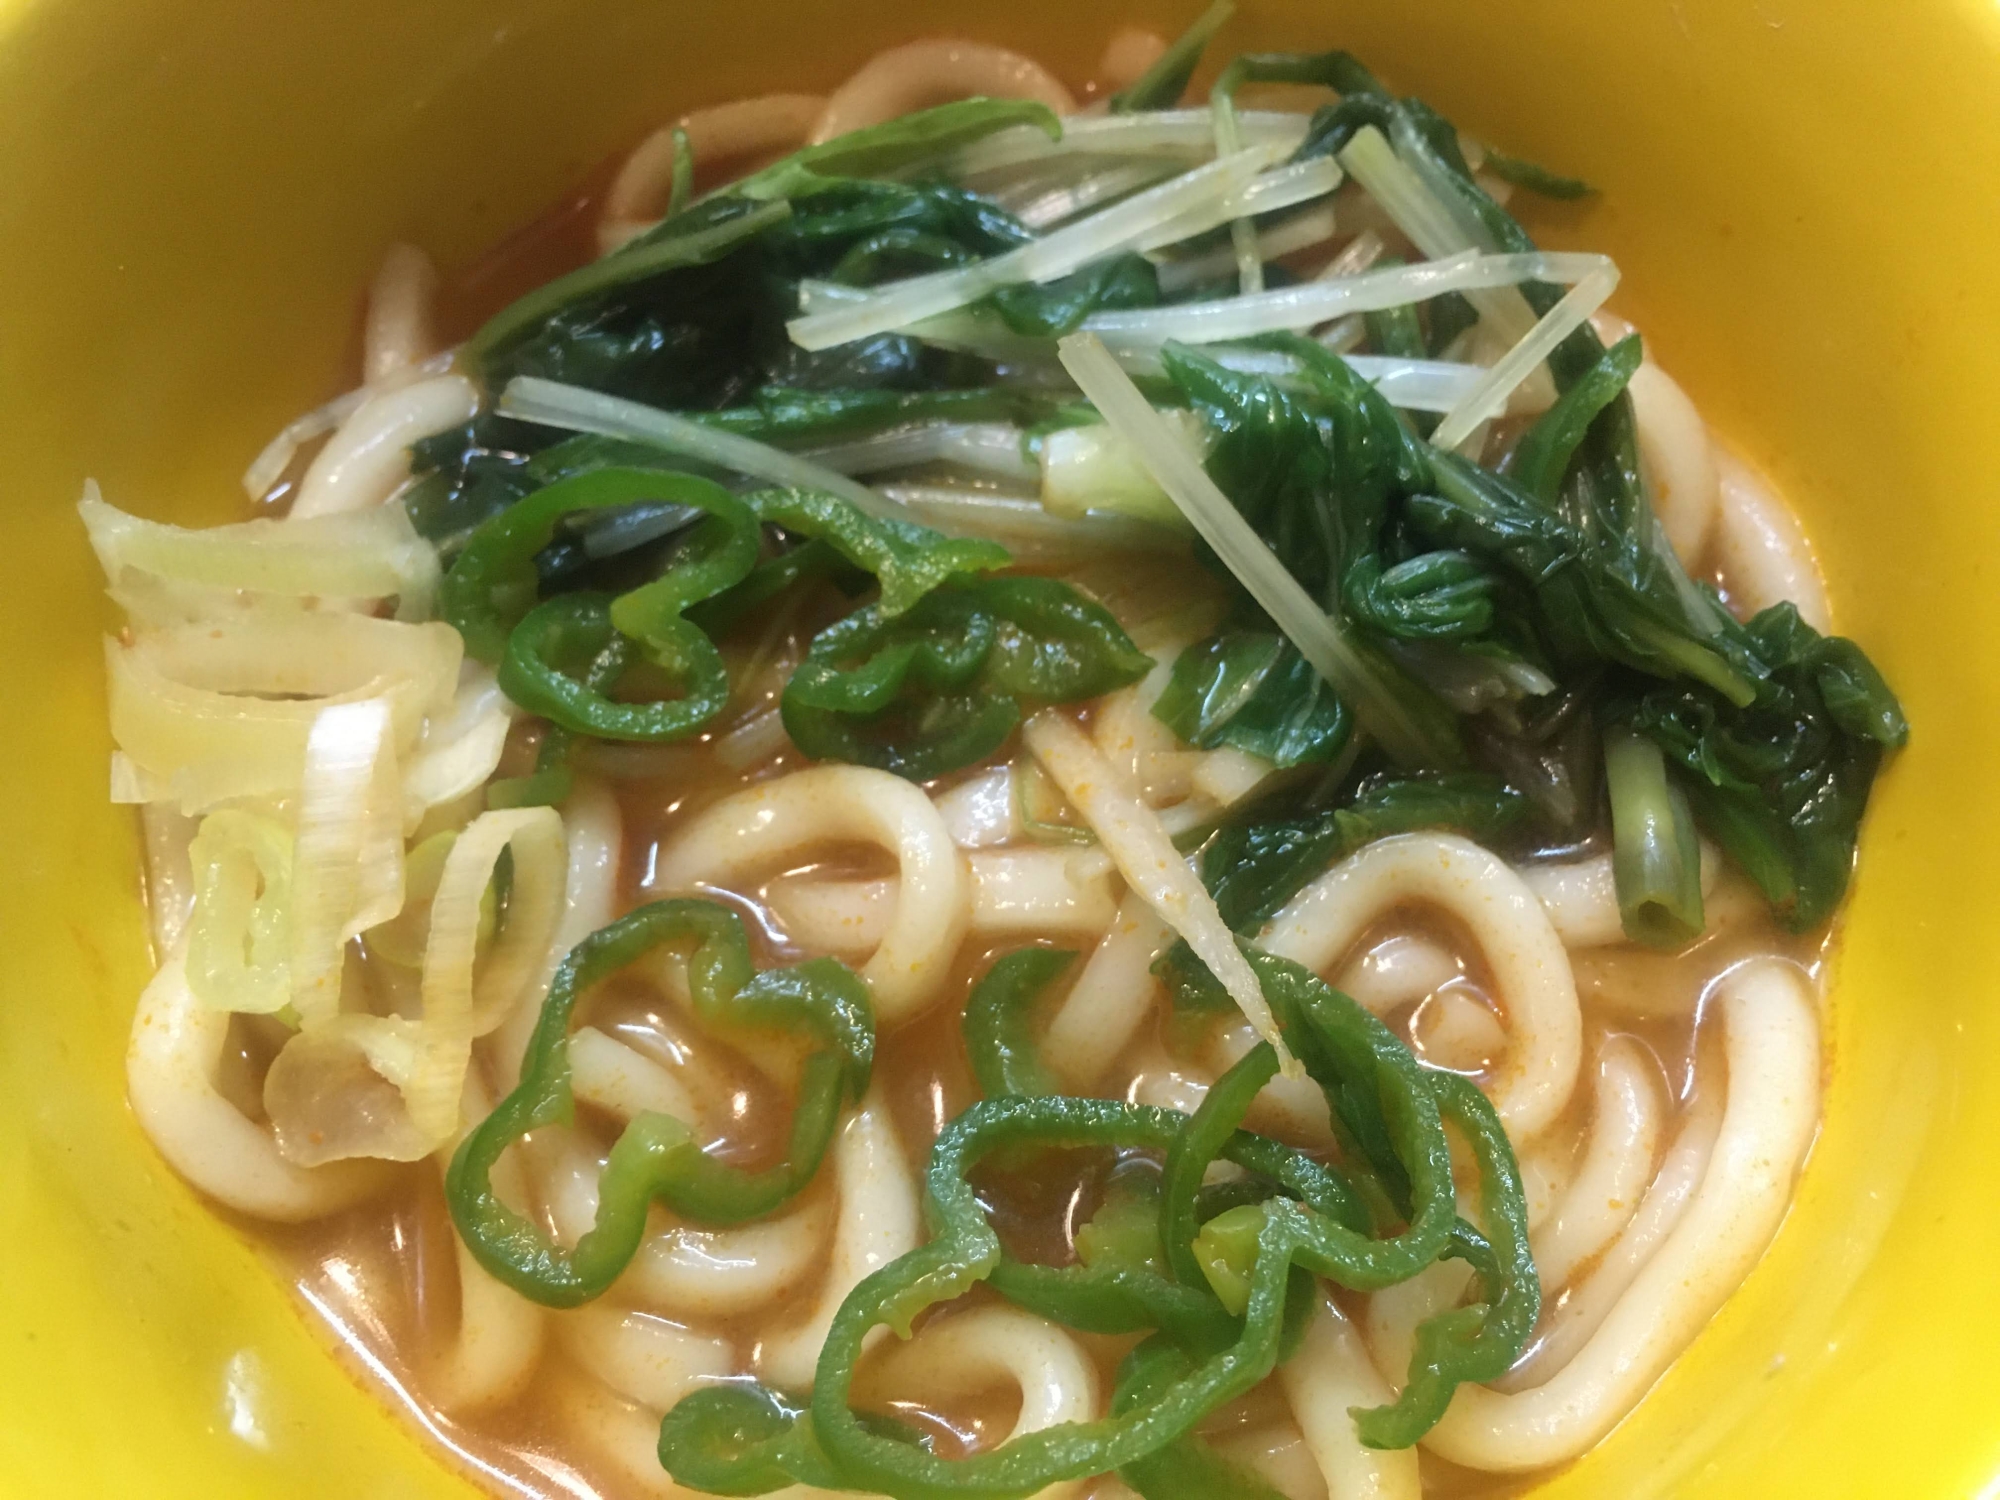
[93,14,1905,1500]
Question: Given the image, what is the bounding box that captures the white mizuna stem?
[1135,158,1344,253]
[803,422,1037,483]
[878,487,1188,557]
[495,377,907,521]
[1057,331,1438,764]
[1209,85,1265,294]
[1155,205,1339,295]
[1337,124,1538,345]
[1022,710,1295,1073]
[1082,250,1614,350]
[787,146,1279,351]
[1430,262,1621,451]
[949,108,1312,176]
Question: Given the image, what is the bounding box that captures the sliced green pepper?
[445,898,872,1309]
[783,576,1153,781]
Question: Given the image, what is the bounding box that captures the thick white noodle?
[362,243,439,387]
[765,846,1118,952]
[1023,710,1291,1067]
[126,942,386,1221]
[569,1025,701,1126]
[935,764,1017,848]
[1529,1037,1664,1294]
[1096,28,1168,92]
[600,95,824,253]
[1629,361,1721,571]
[1409,984,1508,1073]
[1494,1088,1722,1392]
[540,1135,832,1319]
[869,1304,1100,1500]
[1714,448,1832,632]
[1042,893,1173,1090]
[754,1094,920,1389]
[555,1301,734,1414]
[290,374,480,521]
[811,40,1076,143]
[497,777,622,1085]
[1514,841,1720,949]
[1261,833,1582,1140]
[1421,959,1819,1471]
[429,1074,545,1413]
[1332,932,1461,1016]
[1282,1291,1421,1500]
[647,766,967,1025]
[1212,1424,1327,1500]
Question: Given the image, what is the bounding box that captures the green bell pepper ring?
[445,898,872,1309]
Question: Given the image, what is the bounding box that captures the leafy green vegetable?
[1152,630,1352,768]
[1110,0,1236,112]
[730,98,1061,201]
[963,947,1072,1098]
[1479,146,1593,200]
[1617,603,1907,930]
[988,253,1162,337]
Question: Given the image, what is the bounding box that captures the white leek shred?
[288,698,406,1024]
[400,806,566,1139]
[947,108,1312,177]
[1021,710,1295,1073]
[184,809,295,1013]
[1430,261,1621,452]
[106,611,463,814]
[402,663,515,820]
[1081,249,1613,350]
[81,485,441,623]
[787,146,1280,352]
[1057,331,1440,766]
[495,377,907,522]
[804,422,1039,484]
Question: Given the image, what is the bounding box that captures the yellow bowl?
[2,0,1994,1493]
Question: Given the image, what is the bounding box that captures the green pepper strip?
[782,576,1154,782]
[1350,1071,1539,1448]
[486,622,632,809]
[745,488,1009,617]
[1112,1338,1289,1500]
[659,953,1502,1499]
[442,467,756,662]
[962,947,1073,1099]
[445,899,872,1309]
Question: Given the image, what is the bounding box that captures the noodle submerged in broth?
[97,9,1905,1499]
